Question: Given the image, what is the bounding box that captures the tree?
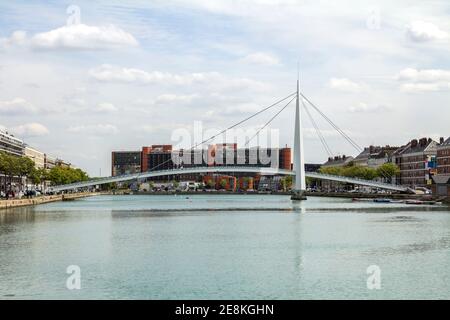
[321,164,379,181]
[206,179,215,189]
[280,176,293,191]
[48,166,89,185]
[377,163,400,183]
[219,178,227,190]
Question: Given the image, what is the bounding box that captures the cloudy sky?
[1,0,449,176]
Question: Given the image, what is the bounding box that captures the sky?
[1,0,449,176]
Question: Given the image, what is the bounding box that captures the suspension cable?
[300,92,363,152]
[301,92,395,181]
[302,98,333,157]
[148,92,297,172]
[244,96,296,147]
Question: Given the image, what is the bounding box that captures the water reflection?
[1,195,450,299]
[366,236,450,255]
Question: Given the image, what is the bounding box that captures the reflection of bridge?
[48,166,408,193]
[49,76,408,196]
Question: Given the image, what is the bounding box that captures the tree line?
[0,151,89,192]
[319,162,400,183]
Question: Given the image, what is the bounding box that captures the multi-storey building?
[24,146,45,169]
[111,144,293,186]
[321,155,354,168]
[111,151,142,176]
[437,137,450,175]
[394,137,438,187]
[353,145,399,168]
[44,154,57,170]
[0,130,24,157]
[432,137,450,196]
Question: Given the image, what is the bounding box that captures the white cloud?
[329,78,363,92]
[89,64,212,85]
[400,83,446,92]
[0,98,37,115]
[154,94,199,105]
[0,31,27,48]
[303,127,349,139]
[94,102,118,113]
[1,24,138,51]
[221,103,264,114]
[406,21,448,42]
[138,123,188,134]
[67,124,119,135]
[89,64,268,91]
[348,103,391,113]
[11,123,49,137]
[240,52,280,66]
[397,68,450,92]
[397,68,450,82]
[31,24,138,50]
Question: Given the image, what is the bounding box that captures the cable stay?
[301,98,333,157]
[244,96,296,147]
[300,92,394,182]
[300,92,363,153]
[148,92,297,172]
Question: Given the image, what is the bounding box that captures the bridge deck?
[48,166,408,193]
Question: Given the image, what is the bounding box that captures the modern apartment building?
[0,130,24,157]
[111,151,142,176]
[24,146,45,169]
[111,144,293,186]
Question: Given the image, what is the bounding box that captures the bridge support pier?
[291,190,307,201]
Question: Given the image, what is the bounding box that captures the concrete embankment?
[0,192,100,210]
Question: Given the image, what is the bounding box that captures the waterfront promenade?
[0,192,100,210]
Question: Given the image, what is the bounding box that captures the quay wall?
[0,192,99,210]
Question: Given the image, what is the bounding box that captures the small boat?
[405,200,424,205]
[373,198,391,203]
[352,198,372,202]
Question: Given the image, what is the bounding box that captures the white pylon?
[292,79,307,200]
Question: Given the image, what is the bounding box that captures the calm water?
[0,194,449,300]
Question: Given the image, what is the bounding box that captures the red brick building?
[432,137,450,196]
[393,138,438,187]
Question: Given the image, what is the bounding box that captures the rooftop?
[397,138,437,155]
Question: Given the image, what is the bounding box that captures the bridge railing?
[48,166,407,192]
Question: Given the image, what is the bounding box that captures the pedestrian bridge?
[48,166,409,193]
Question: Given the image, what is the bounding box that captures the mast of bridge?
[291,75,307,201]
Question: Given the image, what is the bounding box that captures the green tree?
[48,166,89,185]
[219,178,227,190]
[280,176,293,191]
[377,163,400,183]
[206,179,215,189]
